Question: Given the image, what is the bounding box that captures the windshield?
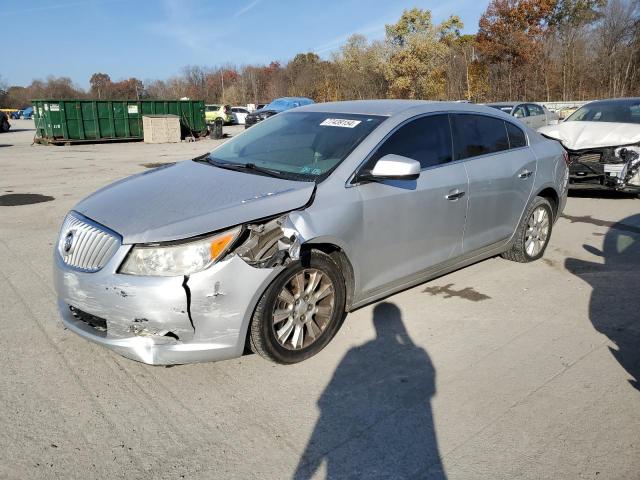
[206,105,220,112]
[208,111,386,181]
[566,100,640,124]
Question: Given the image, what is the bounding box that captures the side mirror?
[359,154,421,182]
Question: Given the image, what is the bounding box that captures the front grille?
[69,305,107,332]
[58,212,119,272]
[577,152,602,163]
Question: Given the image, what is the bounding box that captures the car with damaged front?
[54,100,568,365]
[538,98,640,193]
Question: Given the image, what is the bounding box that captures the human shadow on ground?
[293,302,446,479]
[565,213,640,392]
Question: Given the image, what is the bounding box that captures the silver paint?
[54,100,568,365]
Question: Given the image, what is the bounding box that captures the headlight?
[119,226,241,276]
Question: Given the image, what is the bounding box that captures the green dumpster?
[33,99,207,144]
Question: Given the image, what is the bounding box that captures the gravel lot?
[1,119,639,479]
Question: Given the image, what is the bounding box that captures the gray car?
[54,100,568,365]
[486,102,560,129]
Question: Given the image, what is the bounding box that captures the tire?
[249,250,346,364]
[0,120,9,132]
[502,196,554,263]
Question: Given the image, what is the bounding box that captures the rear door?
[452,114,536,253]
[355,114,469,294]
[526,103,546,129]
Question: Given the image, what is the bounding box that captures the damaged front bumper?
[567,145,640,192]
[54,243,283,365]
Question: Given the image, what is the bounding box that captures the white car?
[487,102,559,129]
[539,97,640,192]
[231,107,250,125]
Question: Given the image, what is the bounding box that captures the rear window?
[506,122,527,148]
[452,114,509,160]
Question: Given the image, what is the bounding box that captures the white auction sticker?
[127,105,139,114]
[320,118,361,128]
[49,104,60,112]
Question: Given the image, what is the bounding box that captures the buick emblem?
[63,231,75,254]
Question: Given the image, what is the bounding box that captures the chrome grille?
[58,213,119,272]
[577,153,602,163]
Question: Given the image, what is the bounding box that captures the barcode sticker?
[320,118,361,128]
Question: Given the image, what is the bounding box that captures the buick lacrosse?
[54,100,568,365]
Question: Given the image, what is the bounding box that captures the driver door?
[353,114,469,296]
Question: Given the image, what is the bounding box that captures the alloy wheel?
[271,269,335,350]
[525,206,550,257]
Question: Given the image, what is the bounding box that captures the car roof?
[295,99,514,119]
[486,102,519,107]
[584,97,640,105]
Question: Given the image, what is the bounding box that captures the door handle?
[445,189,466,201]
[518,170,534,179]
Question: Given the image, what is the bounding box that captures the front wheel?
[502,196,554,263]
[248,250,346,364]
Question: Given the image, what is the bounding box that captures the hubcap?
[525,206,550,257]
[272,269,335,350]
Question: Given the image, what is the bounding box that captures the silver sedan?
[54,100,568,365]
[486,102,560,129]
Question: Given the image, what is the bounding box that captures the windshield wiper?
[207,159,287,179]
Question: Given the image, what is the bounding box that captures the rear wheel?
[502,196,553,263]
[249,250,346,364]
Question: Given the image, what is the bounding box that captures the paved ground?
[1,119,639,479]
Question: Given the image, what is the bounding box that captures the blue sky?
[0,0,489,88]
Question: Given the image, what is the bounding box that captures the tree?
[0,76,7,106]
[90,73,111,99]
[332,35,387,100]
[477,0,556,99]
[383,8,463,99]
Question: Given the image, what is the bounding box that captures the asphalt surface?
[1,119,639,479]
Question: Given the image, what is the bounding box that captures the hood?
[538,121,640,150]
[74,160,315,244]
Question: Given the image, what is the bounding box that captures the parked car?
[205,104,233,124]
[10,106,33,120]
[231,106,250,125]
[244,97,314,128]
[22,106,34,120]
[0,112,10,132]
[539,97,640,192]
[486,102,559,129]
[54,100,568,365]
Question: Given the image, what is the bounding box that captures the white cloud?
[234,0,261,18]
[314,22,387,55]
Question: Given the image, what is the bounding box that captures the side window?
[368,114,453,169]
[528,104,544,116]
[452,114,510,160]
[505,122,527,148]
[512,105,528,118]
